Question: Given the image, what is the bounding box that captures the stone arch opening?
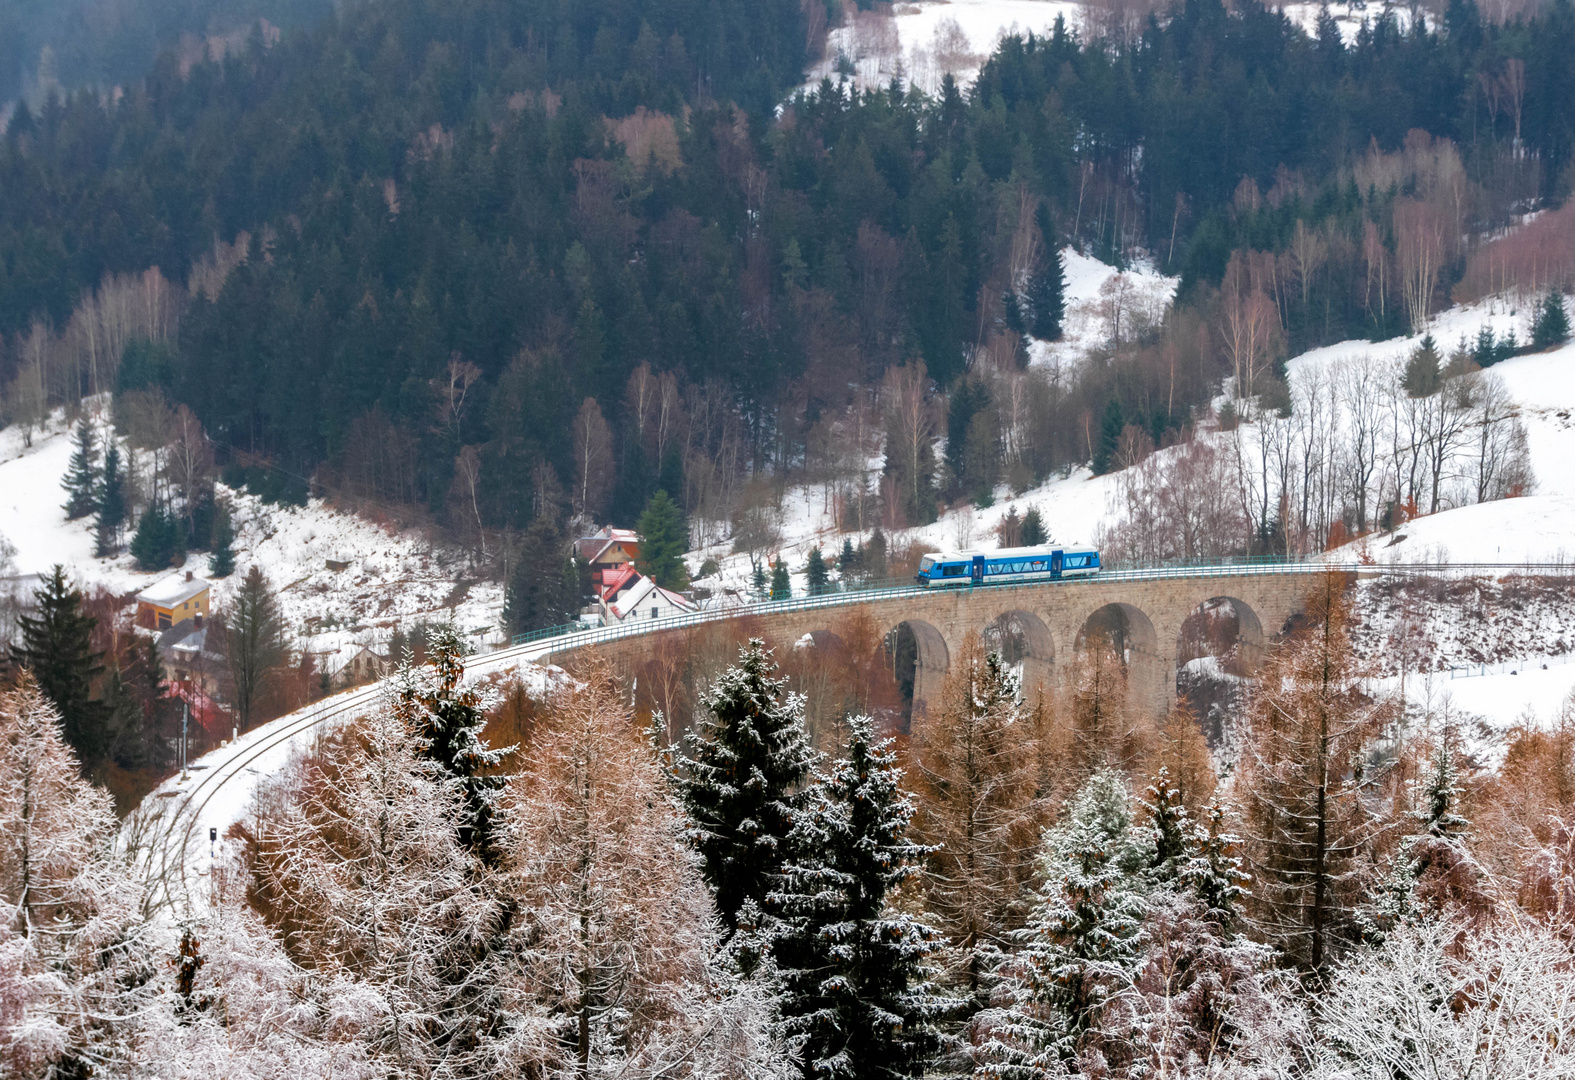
[1073,602,1162,715]
[1175,596,1266,747]
[985,610,1056,692]
[881,620,950,729]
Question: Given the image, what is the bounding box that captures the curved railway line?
[135,557,1571,916]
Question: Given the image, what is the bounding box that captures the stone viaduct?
[543,566,1338,717]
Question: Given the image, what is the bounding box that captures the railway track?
[135,557,1573,916]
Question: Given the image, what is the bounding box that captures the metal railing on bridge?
[509,555,1575,648]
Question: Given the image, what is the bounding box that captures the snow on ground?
[804,0,1082,95]
[133,645,569,910]
[1347,495,1575,566]
[1364,664,1575,770]
[1280,1,1417,45]
[1293,300,1575,562]
[0,401,505,669]
[1029,249,1179,372]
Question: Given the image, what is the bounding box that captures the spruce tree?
[130,505,181,571]
[839,537,857,575]
[1361,742,1476,943]
[804,546,830,595]
[672,639,815,934]
[94,443,126,557]
[502,518,568,636]
[1531,288,1571,350]
[1402,335,1443,397]
[772,716,948,1079]
[225,566,285,731]
[982,770,1148,1069]
[9,566,108,768]
[1093,399,1124,474]
[1177,800,1250,928]
[1020,507,1047,547]
[1142,767,1191,883]
[1027,205,1067,341]
[207,502,236,577]
[634,489,690,590]
[394,624,513,862]
[60,418,99,520]
[751,561,769,601]
[770,556,791,600]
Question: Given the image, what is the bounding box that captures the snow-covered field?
[0,402,506,671]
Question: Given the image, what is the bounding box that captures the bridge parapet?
[544,564,1342,719]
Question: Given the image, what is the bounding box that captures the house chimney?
[185,570,194,582]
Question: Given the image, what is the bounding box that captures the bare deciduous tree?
[571,397,614,521]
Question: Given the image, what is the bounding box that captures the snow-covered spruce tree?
[1081,789,1299,1078]
[1360,740,1487,943]
[495,662,775,1079]
[248,686,498,1077]
[1235,571,1394,974]
[771,716,950,1080]
[393,624,512,863]
[1179,800,1252,927]
[1141,767,1191,884]
[674,639,815,934]
[60,418,99,520]
[976,769,1148,1074]
[909,635,1043,1002]
[0,675,157,1079]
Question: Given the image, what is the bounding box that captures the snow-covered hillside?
[0,402,505,671]
[805,0,1081,94]
[686,272,1575,739]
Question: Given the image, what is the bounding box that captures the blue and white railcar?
[914,544,1100,588]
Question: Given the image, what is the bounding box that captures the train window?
[942,564,965,577]
[919,557,935,572]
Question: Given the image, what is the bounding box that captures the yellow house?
[136,571,210,630]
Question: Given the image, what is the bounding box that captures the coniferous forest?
[0,0,1572,549]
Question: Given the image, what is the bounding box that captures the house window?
[651,607,659,619]
[158,613,171,629]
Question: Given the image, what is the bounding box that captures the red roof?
[170,680,231,734]
[598,563,641,600]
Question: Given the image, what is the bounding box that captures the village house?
[574,527,640,596]
[136,570,210,630]
[602,573,697,625]
[156,616,226,696]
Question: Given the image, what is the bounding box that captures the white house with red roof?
[602,573,696,625]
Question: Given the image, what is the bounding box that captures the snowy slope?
[805,0,1082,95]
[0,402,506,667]
[1029,249,1179,371]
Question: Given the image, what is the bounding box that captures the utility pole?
[181,699,189,781]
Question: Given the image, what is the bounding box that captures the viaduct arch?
[550,569,1335,719]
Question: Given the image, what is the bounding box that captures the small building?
[156,616,225,695]
[338,644,387,684]
[136,571,211,631]
[575,527,641,595]
[604,574,697,625]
